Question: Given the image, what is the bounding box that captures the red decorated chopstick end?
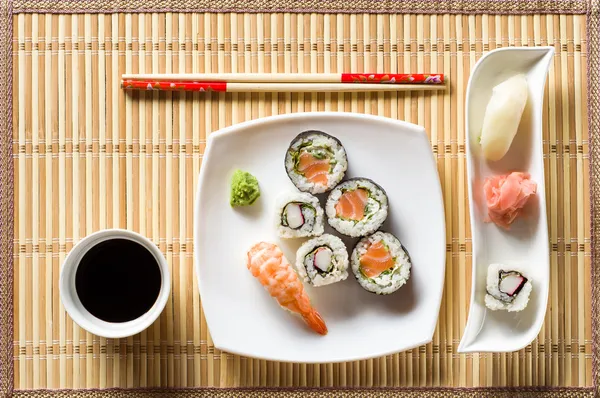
[341,73,444,84]
[121,79,228,92]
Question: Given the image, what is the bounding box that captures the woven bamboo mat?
[4,0,599,395]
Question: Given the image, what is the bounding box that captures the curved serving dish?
[458,47,554,353]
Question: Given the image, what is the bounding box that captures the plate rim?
[193,111,446,363]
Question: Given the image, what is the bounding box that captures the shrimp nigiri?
[246,242,328,335]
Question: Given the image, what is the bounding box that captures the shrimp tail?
[302,309,328,335]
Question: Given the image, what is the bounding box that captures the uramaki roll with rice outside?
[485,263,532,312]
[275,191,324,238]
[295,234,349,287]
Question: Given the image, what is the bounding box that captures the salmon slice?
[335,188,368,221]
[297,152,330,185]
[359,241,395,278]
[483,172,537,229]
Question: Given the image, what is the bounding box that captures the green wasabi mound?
[230,169,260,207]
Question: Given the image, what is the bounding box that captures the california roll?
[275,191,324,238]
[295,234,349,287]
[485,264,532,312]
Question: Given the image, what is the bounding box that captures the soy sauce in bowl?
[75,238,162,323]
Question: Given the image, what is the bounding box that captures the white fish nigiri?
[479,74,528,161]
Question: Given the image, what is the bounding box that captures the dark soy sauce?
[75,239,162,323]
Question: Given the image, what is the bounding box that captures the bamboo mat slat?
[10,12,592,390]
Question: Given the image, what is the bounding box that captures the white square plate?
[194,112,446,363]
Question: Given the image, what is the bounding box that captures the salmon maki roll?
[284,131,348,194]
[351,231,411,295]
[326,178,388,237]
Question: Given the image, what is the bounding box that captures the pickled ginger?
[483,172,537,229]
[479,74,528,161]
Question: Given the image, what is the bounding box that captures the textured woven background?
[9,0,589,14]
[9,10,593,392]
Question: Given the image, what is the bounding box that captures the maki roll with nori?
[351,231,411,295]
[326,178,388,237]
[284,131,348,194]
[295,234,349,286]
[485,264,532,312]
[275,191,324,238]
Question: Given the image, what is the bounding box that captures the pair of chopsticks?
[121,73,445,93]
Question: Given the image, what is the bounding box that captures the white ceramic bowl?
[59,229,171,339]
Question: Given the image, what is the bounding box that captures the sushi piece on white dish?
[479,74,528,161]
[485,264,532,312]
[350,231,411,295]
[275,191,324,238]
[284,130,348,194]
[295,234,348,287]
[326,178,388,238]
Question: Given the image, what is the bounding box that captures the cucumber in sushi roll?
[295,234,349,286]
[284,131,348,194]
[275,191,325,239]
[351,231,411,295]
[326,178,388,237]
[485,264,532,312]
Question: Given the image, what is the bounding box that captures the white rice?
[326,178,388,238]
[295,234,349,286]
[275,191,324,239]
[351,231,411,295]
[485,263,533,312]
[284,131,348,194]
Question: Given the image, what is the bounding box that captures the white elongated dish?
[194,112,446,363]
[458,47,554,353]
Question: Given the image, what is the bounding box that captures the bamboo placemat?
[3,0,599,396]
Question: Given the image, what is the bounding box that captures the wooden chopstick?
[121,73,445,85]
[121,80,446,93]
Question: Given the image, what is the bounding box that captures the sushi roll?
[275,191,325,238]
[326,178,388,237]
[351,231,411,295]
[295,234,349,287]
[485,264,532,312]
[284,130,348,194]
